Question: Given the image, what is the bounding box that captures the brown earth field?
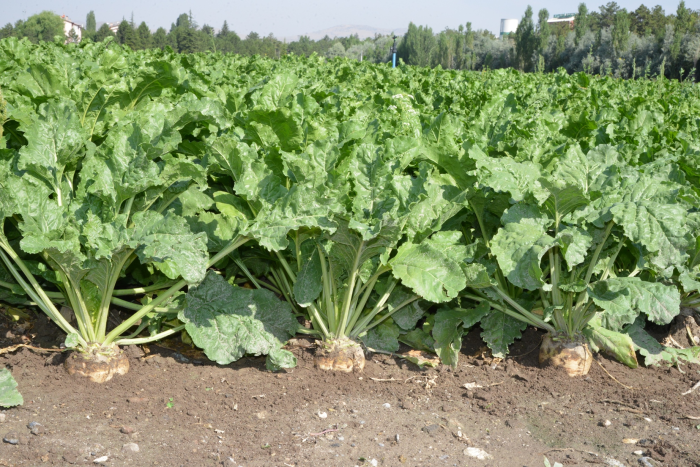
[0,311,699,467]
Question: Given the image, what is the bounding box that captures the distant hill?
[286,24,406,42]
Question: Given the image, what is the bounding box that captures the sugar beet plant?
[193,82,469,372]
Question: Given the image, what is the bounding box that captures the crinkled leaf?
[589,277,680,331]
[479,311,526,358]
[390,232,467,303]
[490,205,554,291]
[582,320,638,368]
[624,321,700,367]
[130,211,208,285]
[399,328,435,352]
[0,368,22,408]
[180,272,297,367]
[293,240,323,307]
[361,321,400,353]
[432,303,490,367]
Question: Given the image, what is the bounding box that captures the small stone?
[63,451,81,464]
[622,438,639,444]
[255,411,268,420]
[382,403,391,409]
[633,450,644,456]
[317,411,327,419]
[27,422,45,436]
[122,443,139,453]
[330,443,341,447]
[464,447,492,460]
[3,432,19,444]
[422,424,439,435]
[401,401,414,410]
[171,352,190,363]
[0,413,6,423]
[127,397,149,404]
[369,459,378,467]
[93,456,109,464]
[600,419,612,427]
[604,458,625,467]
[120,426,135,435]
[395,434,400,443]
[187,409,197,417]
[638,458,655,467]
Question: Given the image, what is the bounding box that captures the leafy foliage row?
[0,39,698,369]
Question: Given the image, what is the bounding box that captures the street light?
[390,35,398,68]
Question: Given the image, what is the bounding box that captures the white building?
[500,19,518,39]
[547,13,577,28]
[61,15,83,42]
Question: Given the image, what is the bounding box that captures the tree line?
[1,3,698,80]
[0,10,398,63]
[397,1,700,81]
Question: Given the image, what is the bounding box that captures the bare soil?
[1,312,699,467]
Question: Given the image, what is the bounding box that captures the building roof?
[61,15,84,28]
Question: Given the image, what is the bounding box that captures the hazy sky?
[2,0,686,38]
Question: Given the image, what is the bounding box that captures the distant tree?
[435,32,452,68]
[136,22,151,49]
[612,8,630,52]
[16,11,63,43]
[575,3,589,44]
[465,22,474,49]
[94,23,114,42]
[152,27,168,49]
[597,2,621,29]
[177,27,199,53]
[0,23,14,39]
[86,11,96,33]
[397,22,436,67]
[176,13,190,30]
[648,6,668,39]
[674,1,694,36]
[630,5,651,36]
[325,42,345,59]
[515,6,537,71]
[216,21,240,54]
[117,20,140,49]
[537,8,551,51]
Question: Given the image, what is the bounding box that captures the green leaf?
[624,321,700,367]
[432,303,490,367]
[399,328,435,352]
[64,333,81,349]
[469,145,543,202]
[490,205,554,291]
[129,211,209,285]
[610,200,690,273]
[589,277,681,331]
[180,272,298,367]
[555,226,593,271]
[0,368,22,408]
[17,99,88,198]
[361,322,400,353]
[582,320,638,368]
[479,311,527,358]
[390,232,467,303]
[293,241,323,307]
